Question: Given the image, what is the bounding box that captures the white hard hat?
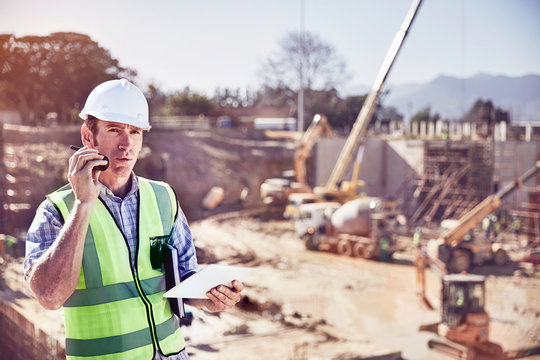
[79,79,150,130]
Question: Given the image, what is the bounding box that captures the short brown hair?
[85,115,99,135]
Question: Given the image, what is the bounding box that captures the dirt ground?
[3,214,539,360]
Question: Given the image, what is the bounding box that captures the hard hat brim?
[79,110,151,131]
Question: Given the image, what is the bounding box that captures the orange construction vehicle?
[416,252,540,359]
[418,271,508,360]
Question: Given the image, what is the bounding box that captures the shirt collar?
[98,172,139,201]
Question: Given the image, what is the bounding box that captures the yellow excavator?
[427,161,540,273]
[260,114,333,205]
[294,114,333,185]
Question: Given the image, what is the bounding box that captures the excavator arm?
[294,114,333,184]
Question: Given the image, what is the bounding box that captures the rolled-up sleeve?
[170,203,198,276]
[24,200,63,282]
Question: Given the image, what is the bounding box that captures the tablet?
[163,264,254,299]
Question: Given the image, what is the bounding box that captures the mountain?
[378,74,540,122]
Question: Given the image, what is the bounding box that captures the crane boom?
[326,0,423,190]
[442,161,540,247]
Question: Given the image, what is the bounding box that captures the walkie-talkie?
[70,145,109,171]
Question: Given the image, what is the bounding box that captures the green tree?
[146,83,168,117]
[0,32,135,124]
[411,107,440,124]
[251,85,296,109]
[164,87,216,116]
[308,88,341,126]
[333,94,368,130]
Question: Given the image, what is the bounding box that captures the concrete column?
[428,122,435,137]
[411,121,418,136]
[500,121,507,142]
[463,122,470,138]
[420,121,426,137]
[525,122,532,142]
[454,122,462,139]
[435,120,442,137]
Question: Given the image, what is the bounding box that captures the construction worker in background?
[493,215,501,241]
[24,79,244,360]
[500,211,507,231]
[413,227,421,247]
[379,232,390,261]
[482,215,491,239]
[413,227,427,292]
[512,214,521,240]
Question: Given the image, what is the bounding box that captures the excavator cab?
[423,274,509,359]
[440,274,489,345]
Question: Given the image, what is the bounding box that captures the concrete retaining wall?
[314,137,424,201]
[0,299,64,360]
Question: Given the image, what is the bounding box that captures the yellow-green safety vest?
[47,177,185,360]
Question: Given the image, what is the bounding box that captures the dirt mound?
[2,125,298,236]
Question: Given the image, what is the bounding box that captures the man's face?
[85,119,143,182]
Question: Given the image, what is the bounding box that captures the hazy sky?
[1,0,539,96]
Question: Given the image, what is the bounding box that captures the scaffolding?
[510,155,540,246]
[411,141,493,224]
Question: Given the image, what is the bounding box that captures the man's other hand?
[204,280,244,312]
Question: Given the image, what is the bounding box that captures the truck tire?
[352,243,365,258]
[449,249,471,273]
[303,234,320,251]
[493,249,509,266]
[365,244,377,259]
[337,240,352,256]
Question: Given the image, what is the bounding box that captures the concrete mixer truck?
[299,197,401,260]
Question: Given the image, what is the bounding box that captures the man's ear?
[81,124,95,149]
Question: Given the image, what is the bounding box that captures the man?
[24,79,244,360]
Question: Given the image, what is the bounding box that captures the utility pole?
[297,0,305,132]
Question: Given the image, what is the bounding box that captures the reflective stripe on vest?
[47,177,185,359]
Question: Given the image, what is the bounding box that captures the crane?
[324,0,423,191]
[429,161,540,273]
[284,0,423,218]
